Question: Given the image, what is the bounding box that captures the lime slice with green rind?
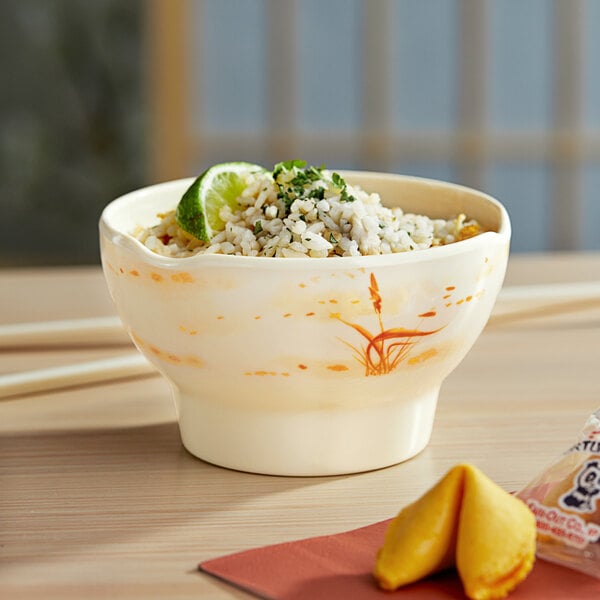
[175,162,266,242]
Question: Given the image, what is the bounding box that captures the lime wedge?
[175,162,266,242]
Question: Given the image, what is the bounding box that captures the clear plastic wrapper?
[518,408,600,578]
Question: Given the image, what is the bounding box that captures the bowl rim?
[100,170,511,270]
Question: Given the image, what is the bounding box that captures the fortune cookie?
[374,464,536,600]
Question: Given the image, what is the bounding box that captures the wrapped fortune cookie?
[518,408,600,579]
[374,463,536,600]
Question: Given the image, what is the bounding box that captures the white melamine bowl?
[100,171,510,476]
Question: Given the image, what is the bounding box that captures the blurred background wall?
[1,0,146,266]
[2,0,599,266]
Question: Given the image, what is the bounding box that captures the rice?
[133,165,482,258]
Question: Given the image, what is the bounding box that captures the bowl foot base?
[175,388,440,476]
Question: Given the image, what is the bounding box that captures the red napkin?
[199,519,600,599]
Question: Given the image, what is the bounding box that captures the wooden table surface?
[1,253,599,599]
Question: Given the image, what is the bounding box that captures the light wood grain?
[1,254,599,599]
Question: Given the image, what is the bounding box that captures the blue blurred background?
[2,0,599,265]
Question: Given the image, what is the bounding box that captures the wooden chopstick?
[0,316,131,348]
[488,281,600,329]
[497,281,600,303]
[0,353,157,400]
[488,297,600,328]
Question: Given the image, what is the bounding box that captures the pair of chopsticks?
[1,281,599,399]
[0,316,156,399]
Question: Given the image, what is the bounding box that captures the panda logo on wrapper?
[560,460,600,513]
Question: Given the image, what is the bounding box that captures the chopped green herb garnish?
[308,187,325,200]
[329,233,338,244]
[331,172,345,189]
[291,173,307,187]
[330,171,355,202]
[340,188,356,203]
[273,159,307,179]
[271,160,357,215]
[283,195,295,211]
[306,166,324,181]
[253,220,263,235]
